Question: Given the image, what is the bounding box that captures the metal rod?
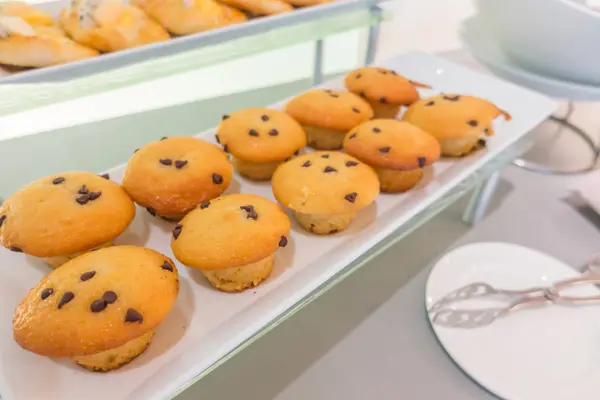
[312,39,324,85]
[462,171,501,226]
[364,6,382,65]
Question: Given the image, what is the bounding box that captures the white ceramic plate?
[460,17,600,101]
[0,52,555,400]
[426,242,600,400]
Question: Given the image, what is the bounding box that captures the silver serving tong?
[429,258,600,329]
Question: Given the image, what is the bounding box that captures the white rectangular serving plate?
[1,0,383,83]
[0,51,556,400]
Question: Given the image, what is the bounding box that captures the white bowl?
[475,0,600,86]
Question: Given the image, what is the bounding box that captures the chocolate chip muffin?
[271,152,379,234]
[285,89,374,150]
[344,120,440,193]
[402,94,512,157]
[171,194,290,292]
[216,108,307,181]
[0,172,135,268]
[344,67,431,118]
[13,246,179,372]
[122,136,233,220]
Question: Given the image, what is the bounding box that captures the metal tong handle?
[548,270,600,304]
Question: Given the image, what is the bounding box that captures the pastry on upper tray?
[60,0,170,53]
[216,108,307,180]
[132,0,247,36]
[122,136,233,220]
[344,66,431,119]
[171,194,290,292]
[217,0,292,16]
[281,0,335,6]
[13,246,179,372]
[272,151,379,234]
[285,89,374,150]
[343,119,440,193]
[0,172,135,267]
[0,14,98,67]
[0,2,56,26]
[402,93,512,157]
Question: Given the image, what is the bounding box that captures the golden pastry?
[0,2,56,26]
[217,0,292,15]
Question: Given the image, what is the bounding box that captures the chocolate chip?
[90,299,107,313]
[175,160,188,169]
[279,236,288,247]
[249,129,259,137]
[329,229,338,234]
[324,166,337,173]
[10,246,22,252]
[345,192,358,203]
[125,308,143,323]
[146,207,157,217]
[379,97,387,104]
[309,224,316,232]
[76,194,90,205]
[173,224,183,239]
[352,107,360,114]
[159,159,172,166]
[391,70,398,76]
[248,210,258,220]
[159,137,167,141]
[377,70,387,75]
[212,173,223,184]
[294,149,300,156]
[349,133,357,139]
[52,177,65,185]
[284,157,291,162]
[321,154,330,158]
[200,201,210,209]
[484,128,489,134]
[223,144,229,153]
[269,129,279,136]
[240,205,258,220]
[58,292,75,309]
[215,134,221,144]
[346,160,358,167]
[261,115,269,122]
[373,127,381,133]
[103,291,117,304]
[478,138,487,147]
[302,161,311,168]
[0,215,5,228]
[240,205,253,212]
[100,173,110,180]
[329,93,340,98]
[418,157,426,168]
[467,120,478,127]
[40,288,53,300]
[443,95,460,101]
[356,73,362,79]
[359,92,366,98]
[379,146,391,153]
[78,185,89,195]
[425,101,435,106]
[222,114,230,120]
[88,192,102,201]
[161,261,173,272]
[80,271,96,281]
[134,148,139,153]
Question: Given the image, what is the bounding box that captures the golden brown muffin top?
[344,120,441,171]
[402,94,512,141]
[122,136,233,217]
[0,172,135,257]
[171,194,290,270]
[272,151,379,215]
[13,246,179,358]
[285,89,374,132]
[216,108,307,163]
[344,66,431,106]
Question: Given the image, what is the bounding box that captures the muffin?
[13,246,179,372]
[402,94,512,157]
[271,152,379,234]
[217,0,292,15]
[122,136,233,220]
[0,15,98,67]
[171,194,290,292]
[343,120,440,193]
[216,108,307,180]
[132,0,247,36]
[344,66,431,118]
[60,1,170,53]
[0,172,135,267]
[285,89,374,150]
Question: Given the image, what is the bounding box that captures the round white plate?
[426,242,600,400]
